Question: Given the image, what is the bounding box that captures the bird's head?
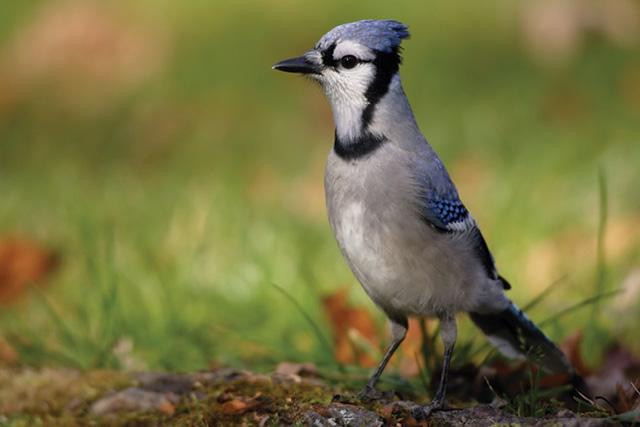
[273,20,410,142]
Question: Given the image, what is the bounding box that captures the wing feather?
[416,179,508,289]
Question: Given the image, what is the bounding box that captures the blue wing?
[417,179,510,289]
[422,192,473,232]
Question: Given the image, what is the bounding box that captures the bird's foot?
[357,385,395,402]
[411,397,446,420]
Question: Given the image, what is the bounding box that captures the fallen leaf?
[587,343,640,406]
[0,337,17,364]
[397,318,430,377]
[562,330,591,376]
[219,398,250,415]
[0,235,59,304]
[617,383,634,413]
[322,288,379,367]
[156,400,175,415]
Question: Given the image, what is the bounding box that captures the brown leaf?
[586,343,640,401]
[561,330,591,376]
[539,372,571,389]
[0,337,18,364]
[157,400,175,416]
[0,235,59,304]
[379,403,395,420]
[322,293,436,377]
[322,288,379,367]
[617,383,633,413]
[397,318,429,377]
[219,398,260,415]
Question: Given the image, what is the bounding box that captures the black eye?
[340,55,358,69]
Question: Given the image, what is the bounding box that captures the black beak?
[272,55,321,74]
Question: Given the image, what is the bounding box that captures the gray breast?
[325,144,429,312]
[324,144,506,317]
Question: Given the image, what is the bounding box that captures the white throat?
[322,66,374,141]
[324,73,413,141]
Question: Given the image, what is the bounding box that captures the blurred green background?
[0,0,639,374]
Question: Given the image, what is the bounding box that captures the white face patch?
[313,41,377,141]
[323,64,374,141]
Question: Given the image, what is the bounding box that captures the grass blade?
[540,289,620,327]
[589,168,608,327]
[269,282,335,364]
[521,275,567,312]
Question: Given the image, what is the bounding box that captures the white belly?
[331,199,459,316]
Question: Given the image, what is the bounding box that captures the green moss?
[0,368,131,417]
[0,368,617,426]
[0,369,338,426]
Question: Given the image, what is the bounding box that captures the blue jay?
[273,20,584,417]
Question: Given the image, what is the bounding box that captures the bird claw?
[411,398,445,420]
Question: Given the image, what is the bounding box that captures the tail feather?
[470,301,589,395]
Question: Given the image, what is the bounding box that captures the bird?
[272,19,585,417]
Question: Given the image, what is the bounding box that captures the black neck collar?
[361,48,401,128]
[334,131,387,161]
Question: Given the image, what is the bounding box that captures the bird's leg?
[413,313,457,419]
[358,317,407,401]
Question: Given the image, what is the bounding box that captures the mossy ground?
[0,367,622,426]
[0,368,336,426]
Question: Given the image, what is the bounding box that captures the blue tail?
[470,301,589,395]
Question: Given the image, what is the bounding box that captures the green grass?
[0,0,639,382]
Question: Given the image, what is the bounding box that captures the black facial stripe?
[321,43,337,67]
[334,131,387,161]
[361,47,402,128]
[321,43,377,69]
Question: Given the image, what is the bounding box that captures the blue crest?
[316,20,410,53]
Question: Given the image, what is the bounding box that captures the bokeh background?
[1,0,639,377]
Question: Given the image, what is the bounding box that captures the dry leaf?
[587,343,640,401]
[219,398,255,415]
[322,288,379,367]
[562,330,591,376]
[0,337,17,364]
[0,235,59,304]
[156,400,175,416]
[397,318,429,377]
